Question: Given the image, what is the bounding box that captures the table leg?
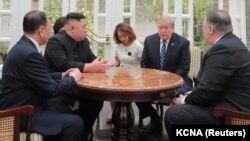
[112,102,134,141]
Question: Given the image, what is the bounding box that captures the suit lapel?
[155,35,161,69]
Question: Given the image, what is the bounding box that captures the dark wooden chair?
[212,107,250,125]
[0,105,34,141]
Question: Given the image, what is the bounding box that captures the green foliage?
[44,0,93,31]
[0,43,9,53]
[136,0,217,45]
[0,0,10,63]
[98,44,105,59]
[80,7,94,31]
[44,0,62,23]
[136,0,163,22]
[124,0,131,12]
[1,0,230,59]
[0,42,9,64]
[3,0,11,9]
[193,41,209,52]
[168,0,175,14]
[44,0,99,55]
[247,41,250,49]
[193,0,217,42]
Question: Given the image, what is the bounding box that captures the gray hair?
[205,9,233,33]
[157,16,175,27]
[23,10,47,34]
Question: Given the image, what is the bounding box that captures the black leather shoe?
[106,118,112,124]
[87,129,94,140]
[141,120,162,136]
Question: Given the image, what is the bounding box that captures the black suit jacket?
[186,32,250,112]
[44,31,96,72]
[0,35,76,135]
[142,32,192,93]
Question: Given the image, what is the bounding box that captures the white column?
[91,0,100,55]
[104,0,124,61]
[239,0,246,44]
[62,0,69,16]
[38,0,45,11]
[9,0,32,50]
[107,0,123,33]
[238,0,247,45]
[62,0,76,16]
[188,0,194,46]
[174,0,183,35]
[130,0,136,28]
[163,0,169,15]
[0,0,2,11]
[0,1,11,42]
[218,0,223,9]
[93,0,99,34]
[104,0,112,60]
[93,0,136,61]
[228,0,246,44]
[69,0,77,12]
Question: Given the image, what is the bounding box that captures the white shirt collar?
[161,38,170,44]
[213,34,225,44]
[25,35,41,53]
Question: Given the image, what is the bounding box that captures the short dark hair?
[113,22,136,44]
[205,9,233,33]
[66,12,85,23]
[53,16,66,34]
[23,10,48,34]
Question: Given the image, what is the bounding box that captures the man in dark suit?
[165,10,250,140]
[44,12,110,140]
[136,16,192,135]
[0,10,83,141]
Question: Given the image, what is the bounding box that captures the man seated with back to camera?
[165,9,250,141]
[0,10,83,141]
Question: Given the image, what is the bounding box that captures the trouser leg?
[75,96,104,139]
[60,114,84,141]
[36,112,84,141]
[164,104,214,141]
[136,102,161,121]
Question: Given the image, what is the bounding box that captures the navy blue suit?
[137,32,192,121]
[141,32,191,80]
[0,36,83,141]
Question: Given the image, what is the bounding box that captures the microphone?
[128,52,132,56]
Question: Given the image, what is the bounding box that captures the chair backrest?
[0,105,34,141]
[189,47,202,79]
[212,107,250,125]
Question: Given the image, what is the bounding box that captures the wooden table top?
[77,67,183,102]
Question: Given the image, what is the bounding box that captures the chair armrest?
[212,107,250,125]
[0,105,34,141]
[0,105,34,117]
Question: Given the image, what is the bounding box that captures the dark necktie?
[160,41,167,69]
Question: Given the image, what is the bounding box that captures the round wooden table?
[77,67,183,141]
